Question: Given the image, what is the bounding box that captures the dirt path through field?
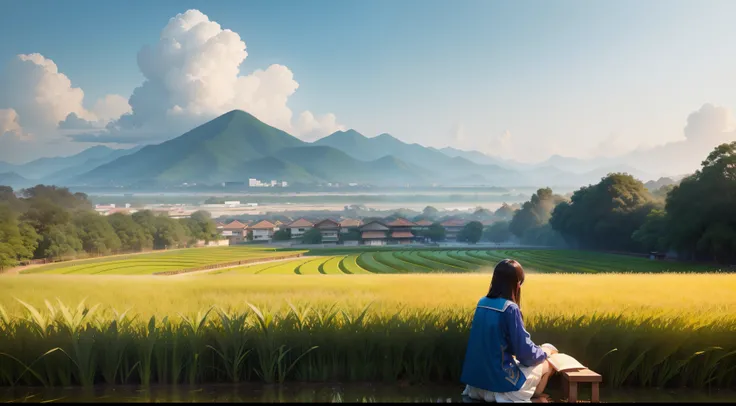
[169,256,322,277]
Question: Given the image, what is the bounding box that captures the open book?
[541,344,586,372]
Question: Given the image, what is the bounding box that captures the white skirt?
[462,361,547,403]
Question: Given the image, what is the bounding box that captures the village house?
[313,219,341,243]
[387,218,417,244]
[250,220,277,241]
[360,220,390,246]
[339,218,362,233]
[287,218,314,239]
[441,218,467,241]
[219,220,249,244]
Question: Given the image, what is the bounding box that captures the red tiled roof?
[288,218,314,227]
[387,217,417,227]
[222,220,248,230]
[340,218,362,227]
[414,219,433,226]
[250,220,276,230]
[314,219,340,229]
[391,231,414,239]
[441,219,467,227]
[362,231,387,239]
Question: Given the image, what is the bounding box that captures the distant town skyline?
[1,0,735,176]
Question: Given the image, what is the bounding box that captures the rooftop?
[222,220,248,230]
[288,218,314,227]
[250,220,276,230]
[387,217,417,227]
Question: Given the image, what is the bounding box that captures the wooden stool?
[560,368,602,403]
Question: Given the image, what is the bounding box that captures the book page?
[547,353,586,372]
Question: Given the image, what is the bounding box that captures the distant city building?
[224,201,241,207]
[247,178,288,187]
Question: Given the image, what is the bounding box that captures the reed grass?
[0,273,734,388]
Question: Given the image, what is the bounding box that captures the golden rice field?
[21,247,720,276]
[1,272,735,388]
[22,246,306,275]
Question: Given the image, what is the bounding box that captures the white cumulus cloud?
[79,9,342,144]
[0,108,30,140]
[296,111,345,141]
[0,53,130,137]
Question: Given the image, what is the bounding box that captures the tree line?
[483,142,736,264]
[0,185,220,269]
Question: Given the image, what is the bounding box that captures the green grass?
[25,247,306,275]
[209,248,723,276]
[339,255,371,274]
[321,256,346,275]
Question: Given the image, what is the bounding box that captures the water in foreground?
[3,383,736,403]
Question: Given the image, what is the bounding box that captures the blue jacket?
[460,297,547,393]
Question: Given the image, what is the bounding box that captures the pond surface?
[2,383,736,403]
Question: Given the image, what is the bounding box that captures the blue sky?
[1,0,735,172]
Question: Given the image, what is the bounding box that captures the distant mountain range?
[0,172,32,189]
[0,110,672,189]
[0,145,142,186]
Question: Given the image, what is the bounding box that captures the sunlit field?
[23,246,306,275]
[22,247,721,276]
[214,248,719,275]
[1,273,734,388]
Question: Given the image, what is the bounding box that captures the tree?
[108,213,152,251]
[181,210,218,243]
[509,188,565,238]
[132,210,158,244]
[494,203,517,221]
[425,222,446,242]
[272,228,292,241]
[41,224,83,259]
[631,209,669,252]
[484,221,512,243]
[422,206,439,219]
[73,211,122,255]
[472,207,494,221]
[0,203,25,269]
[550,173,657,251]
[301,228,323,244]
[19,185,92,210]
[458,221,484,243]
[152,217,188,249]
[0,186,23,211]
[664,142,736,263]
[17,222,39,261]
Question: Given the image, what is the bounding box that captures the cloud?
[76,9,342,144]
[296,111,345,141]
[451,122,466,144]
[684,103,734,141]
[93,94,132,123]
[590,132,640,158]
[0,108,31,140]
[617,103,736,175]
[486,130,512,157]
[0,53,130,139]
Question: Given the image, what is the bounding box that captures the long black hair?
[486,259,525,308]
